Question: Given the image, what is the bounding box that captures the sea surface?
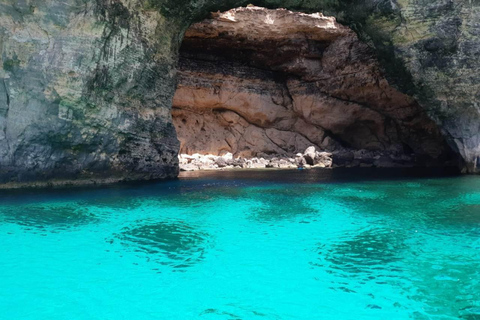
[0,168,479,320]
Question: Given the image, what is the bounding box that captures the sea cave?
[1,1,480,319]
[172,6,457,171]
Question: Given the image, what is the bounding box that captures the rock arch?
[172,6,455,170]
[0,0,478,186]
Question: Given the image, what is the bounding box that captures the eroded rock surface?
[0,0,180,186]
[0,0,479,187]
[173,6,454,168]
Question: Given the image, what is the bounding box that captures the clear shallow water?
[0,168,479,320]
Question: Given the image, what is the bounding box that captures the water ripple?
[245,185,322,221]
[112,220,210,270]
[0,204,98,232]
[314,228,408,284]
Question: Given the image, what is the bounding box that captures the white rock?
[223,152,234,160]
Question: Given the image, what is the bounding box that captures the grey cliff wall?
[0,0,479,186]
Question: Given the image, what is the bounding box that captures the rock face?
[363,1,480,173]
[0,0,479,186]
[0,0,180,186]
[173,6,454,167]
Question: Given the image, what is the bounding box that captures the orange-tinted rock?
[173,6,454,166]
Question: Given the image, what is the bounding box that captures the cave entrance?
[172,6,454,170]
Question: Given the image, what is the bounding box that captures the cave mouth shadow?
[171,6,458,170]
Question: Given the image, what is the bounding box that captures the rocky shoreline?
[0,1,477,188]
[179,146,422,171]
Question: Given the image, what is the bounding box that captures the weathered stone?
[303,146,317,165]
[1,1,479,187]
[295,154,307,167]
[0,0,181,186]
[215,157,227,168]
[173,6,454,171]
[315,151,333,168]
[180,164,198,172]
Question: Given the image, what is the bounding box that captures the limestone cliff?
[0,0,478,186]
[173,7,452,168]
[0,0,180,186]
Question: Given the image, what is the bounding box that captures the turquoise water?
[0,168,479,319]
